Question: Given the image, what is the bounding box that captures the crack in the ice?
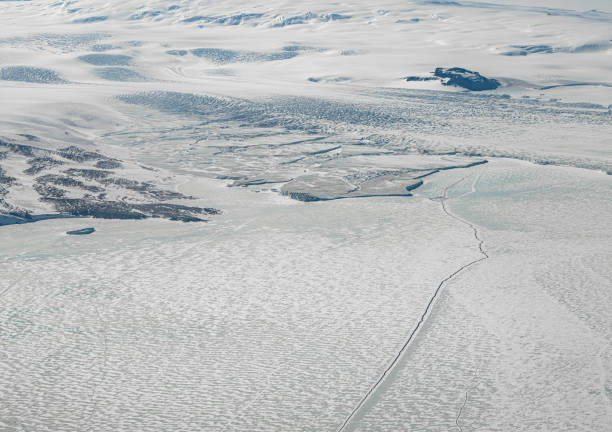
[456,391,469,432]
[335,170,488,432]
[456,365,481,432]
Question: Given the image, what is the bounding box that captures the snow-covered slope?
[2,0,612,99]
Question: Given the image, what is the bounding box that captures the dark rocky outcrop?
[63,168,111,180]
[35,174,103,192]
[1,136,220,226]
[0,167,16,186]
[100,177,190,200]
[67,227,95,235]
[33,183,66,198]
[58,146,107,162]
[434,67,501,91]
[17,134,40,142]
[283,191,323,202]
[45,198,219,222]
[0,139,36,156]
[95,159,122,169]
[24,157,64,175]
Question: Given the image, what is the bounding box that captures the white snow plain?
[0,1,611,431]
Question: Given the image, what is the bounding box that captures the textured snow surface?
[0,1,611,431]
[1,161,610,431]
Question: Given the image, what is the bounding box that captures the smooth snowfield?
[0,0,611,431]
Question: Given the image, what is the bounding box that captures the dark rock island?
[406,67,501,91]
[434,67,501,91]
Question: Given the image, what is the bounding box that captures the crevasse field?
[0,1,611,431]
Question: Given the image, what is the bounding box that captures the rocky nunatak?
[405,67,501,91]
[0,135,220,225]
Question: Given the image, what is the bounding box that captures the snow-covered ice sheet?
[351,159,612,431]
[0,1,611,431]
[0,178,482,430]
[1,159,610,431]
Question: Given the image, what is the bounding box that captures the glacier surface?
[0,1,610,431]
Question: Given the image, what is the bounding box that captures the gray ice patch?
[94,67,146,82]
[502,45,556,56]
[182,13,263,25]
[78,54,133,65]
[319,13,351,21]
[502,41,611,56]
[168,48,298,64]
[128,10,162,20]
[308,76,351,83]
[91,44,118,52]
[282,45,323,52]
[272,12,317,27]
[72,16,108,24]
[271,12,351,27]
[117,91,241,117]
[0,66,65,83]
[0,33,109,52]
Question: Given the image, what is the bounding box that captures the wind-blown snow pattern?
[0,1,611,431]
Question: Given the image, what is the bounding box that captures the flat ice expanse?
[1,160,610,431]
[0,1,611,431]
